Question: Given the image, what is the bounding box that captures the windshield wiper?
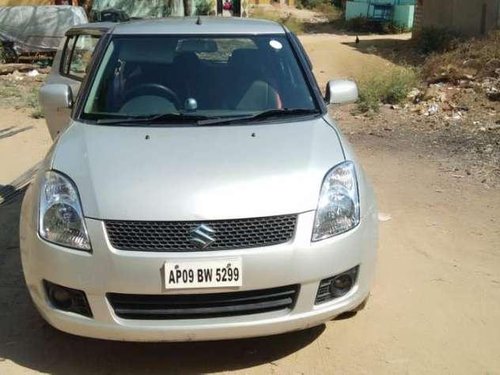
[96,113,209,125]
[196,108,321,126]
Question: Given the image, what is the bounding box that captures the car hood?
[51,118,345,221]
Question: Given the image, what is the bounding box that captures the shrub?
[417,27,460,54]
[380,20,410,34]
[357,66,419,112]
[331,0,343,8]
[296,0,328,10]
[30,108,44,119]
[296,0,343,14]
[346,16,370,32]
[421,30,500,82]
[26,88,44,119]
[195,0,214,15]
[346,16,409,34]
[0,83,22,99]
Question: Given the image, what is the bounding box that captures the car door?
[41,27,107,140]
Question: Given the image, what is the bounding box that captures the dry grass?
[0,82,22,99]
[357,66,419,112]
[0,79,44,118]
[309,2,342,22]
[422,30,500,83]
[249,7,305,34]
[248,3,343,35]
[26,87,43,119]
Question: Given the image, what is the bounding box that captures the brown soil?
[0,33,499,374]
[0,109,50,185]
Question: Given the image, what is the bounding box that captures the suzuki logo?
[190,224,216,249]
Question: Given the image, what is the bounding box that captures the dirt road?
[0,109,50,186]
[0,34,499,374]
[300,33,411,87]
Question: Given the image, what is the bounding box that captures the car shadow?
[0,194,325,374]
[0,184,25,206]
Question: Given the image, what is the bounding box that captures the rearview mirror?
[39,84,73,111]
[325,79,358,105]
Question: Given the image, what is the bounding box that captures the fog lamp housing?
[44,280,93,317]
[315,266,359,304]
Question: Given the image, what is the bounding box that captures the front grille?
[107,285,300,320]
[105,215,297,251]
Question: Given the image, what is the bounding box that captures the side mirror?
[39,84,73,111]
[325,79,358,105]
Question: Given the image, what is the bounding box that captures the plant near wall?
[295,0,332,10]
[346,17,409,34]
[195,0,214,15]
[381,20,411,34]
[417,27,461,54]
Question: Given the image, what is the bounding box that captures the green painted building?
[345,0,416,29]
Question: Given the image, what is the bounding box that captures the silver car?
[20,17,378,341]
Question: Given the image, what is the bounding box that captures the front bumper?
[20,207,377,342]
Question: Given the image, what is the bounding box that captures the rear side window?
[61,34,100,80]
[61,35,77,75]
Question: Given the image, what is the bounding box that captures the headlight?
[312,161,360,241]
[38,171,91,250]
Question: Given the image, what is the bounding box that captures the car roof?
[110,17,286,35]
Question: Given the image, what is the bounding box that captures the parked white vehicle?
[21,17,378,341]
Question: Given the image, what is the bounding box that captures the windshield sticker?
[269,40,283,50]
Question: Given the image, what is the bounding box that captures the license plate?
[164,258,243,289]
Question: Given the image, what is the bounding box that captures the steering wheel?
[124,83,181,109]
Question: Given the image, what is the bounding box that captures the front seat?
[228,49,281,111]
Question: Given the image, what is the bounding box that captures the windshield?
[81,35,318,124]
